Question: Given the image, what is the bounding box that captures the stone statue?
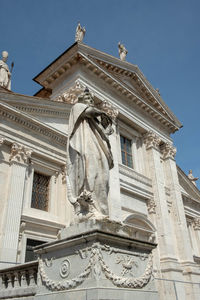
[188,170,199,186]
[118,42,128,61]
[75,23,86,42]
[0,51,11,90]
[66,88,114,220]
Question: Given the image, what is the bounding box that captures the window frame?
[31,171,50,211]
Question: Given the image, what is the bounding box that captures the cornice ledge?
[0,104,67,146]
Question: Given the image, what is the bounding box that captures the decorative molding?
[143,131,161,150]
[9,143,33,164]
[119,164,152,187]
[39,243,153,291]
[14,105,69,118]
[147,198,156,214]
[161,143,176,160]
[193,217,200,230]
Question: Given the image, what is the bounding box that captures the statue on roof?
[118,42,128,61]
[75,22,86,42]
[188,170,199,186]
[66,88,114,221]
[0,51,12,90]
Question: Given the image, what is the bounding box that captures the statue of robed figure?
[66,88,114,220]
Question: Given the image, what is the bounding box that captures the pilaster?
[0,143,32,269]
[162,142,193,263]
[143,132,177,261]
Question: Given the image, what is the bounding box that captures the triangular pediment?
[33,42,182,133]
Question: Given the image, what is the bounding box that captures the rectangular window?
[120,135,133,168]
[31,172,50,211]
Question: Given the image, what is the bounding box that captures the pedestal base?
[35,219,159,300]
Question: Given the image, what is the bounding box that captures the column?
[0,143,32,268]
[192,217,200,256]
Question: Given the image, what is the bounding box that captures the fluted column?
[192,217,200,256]
[162,142,193,263]
[0,143,32,268]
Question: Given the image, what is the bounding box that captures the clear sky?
[1,0,200,187]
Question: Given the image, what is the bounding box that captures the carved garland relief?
[39,243,153,291]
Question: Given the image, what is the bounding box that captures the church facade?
[0,38,200,299]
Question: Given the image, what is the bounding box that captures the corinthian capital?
[9,143,33,164]
[161,143,176,160]
[143,131,161,150]
[193,217,200,230]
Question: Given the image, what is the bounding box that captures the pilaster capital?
[193,217,200,230]
[161,143,177,160]
[147,198,156,214]
[9,143,33,164]
[143,131,161,151]
[61,165,67,184]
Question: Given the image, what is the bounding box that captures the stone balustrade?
[0,261,38,299]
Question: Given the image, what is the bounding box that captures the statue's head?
[2,51,8,62]
[78,88,94,106]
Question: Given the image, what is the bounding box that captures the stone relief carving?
[116,255,137,276]
[193,217,200,230]
[96,100,119,120]
[147,198,156,214]
[143,131,161,150]
[61,165,67,184]
[9,143,33,164]
[161,143,176,159]
[118,42,128,61]
[75,23,86,42]
[66,88,114,221]
[60,259,70,278]
[38,243,153,291]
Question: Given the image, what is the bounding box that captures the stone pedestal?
[34,219,158,300]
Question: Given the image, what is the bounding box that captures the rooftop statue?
[188,169,199,186]
[0,51,12,90]
[75,22,86,42]
[118,42,128,61]
[66,88,114,221]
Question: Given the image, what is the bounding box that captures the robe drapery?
[67,102,114,216]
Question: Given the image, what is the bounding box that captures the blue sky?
[1,0,200,187]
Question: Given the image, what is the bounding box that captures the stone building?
[0,39,200,299]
